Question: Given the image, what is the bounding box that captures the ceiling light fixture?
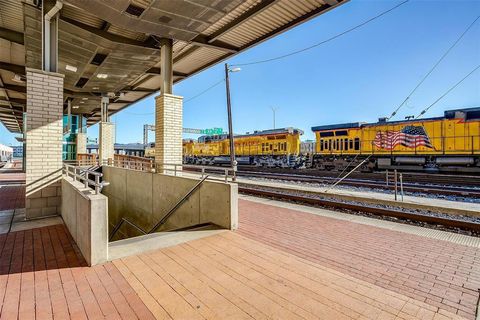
[72,106,80,109]
[82,97,88,100]
[11,74,25,83]
[97,73,108,79]
[92,87,99,90]
[65,64,78,72]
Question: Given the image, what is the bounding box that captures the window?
[319,131,334,137]
[270,144,273,151]
[349,139,353,149]
[344,138,349,151]
[320,140,324,151]
[335,130,348,136]
[354,138,360,150]
[329,139,332,150]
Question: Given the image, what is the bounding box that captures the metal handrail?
[62,163,109,194]
[109,175,209,241]
[102,159,234,183]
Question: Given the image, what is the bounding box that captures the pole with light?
[224,63,241,181]
[270,106,279,129]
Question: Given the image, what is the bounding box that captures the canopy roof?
[0,0,348,133]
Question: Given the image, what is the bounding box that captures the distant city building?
[0,143,13,162]
[12,145,23,158]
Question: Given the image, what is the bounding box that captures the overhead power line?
[233,0,409,67]
[415,64,480,119]
[184,78,225,103]
[125,78,226,116]
[388,14,480,120]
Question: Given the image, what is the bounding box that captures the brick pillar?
[155,94,183,173]
[25,68,64,219]
[99,122,115,164]
[76,132,87,155]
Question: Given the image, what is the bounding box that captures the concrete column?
[99,122,115,163]
[155,94,183,170]
[25,68,64,219]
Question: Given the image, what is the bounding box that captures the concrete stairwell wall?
[61,177,109,265]
[102,166,238,241]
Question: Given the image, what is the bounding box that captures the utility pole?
[225,63,240,181]
[270,106,279,129]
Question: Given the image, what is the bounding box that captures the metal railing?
[386,169,404,201]
[101,158,234,183]
[109,175,209,241]
[62,163,109,194]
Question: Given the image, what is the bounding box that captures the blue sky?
[1,0,479,145]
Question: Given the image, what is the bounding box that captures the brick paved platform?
[1,178,479,319]
[0,224,154,319]
[238,198,480,319]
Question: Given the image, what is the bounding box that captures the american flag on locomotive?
[373,126,433,150]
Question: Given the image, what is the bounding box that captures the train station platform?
[1,170,479,319]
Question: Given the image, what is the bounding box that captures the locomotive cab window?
[320,140,324,151]
[344,138,349,151]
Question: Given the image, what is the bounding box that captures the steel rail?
[236,171,480,198]
[239,186,480,232]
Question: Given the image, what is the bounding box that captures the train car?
[184,127,304,168]
[311,107,480,173]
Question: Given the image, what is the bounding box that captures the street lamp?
[224,63,241,181]
[270,106,279,129]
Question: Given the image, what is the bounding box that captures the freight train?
[311,107,480,173]
[183,128,304,168]
[148,107,480,173]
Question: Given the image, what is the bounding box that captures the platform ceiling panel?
[0,0,347,132]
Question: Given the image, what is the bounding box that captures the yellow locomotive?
[311,107,480,173]
[183,127,304,168]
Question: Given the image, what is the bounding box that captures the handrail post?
[394,169,398,201]
[225,169,228,183]
[73,167,77,182]
[84,171,89,188]
[386,170,389,187]
[399,173,404,201]
[95,175,100,194]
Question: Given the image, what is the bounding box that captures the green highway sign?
[201,128,224,135]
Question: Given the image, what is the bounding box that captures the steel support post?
[160,38,173,95]
[225,63,237,180]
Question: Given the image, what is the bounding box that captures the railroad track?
[239,186,480,233]
[236,171,480,198]
[238,166,480,188]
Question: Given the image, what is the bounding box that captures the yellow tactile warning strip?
[114,232,466,320]
[241,195,480,248]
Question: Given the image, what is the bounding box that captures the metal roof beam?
[0,97,25,106]
[0,62,25,75]
[0,27,24,45]
[0,84,26,94]
[145,67,187,78]
[60,16,159,50]
[189,34,238,53]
